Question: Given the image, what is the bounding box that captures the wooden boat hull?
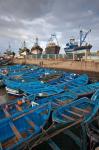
[0,103,51,150]
[68,82,99,97]
[33,91,78,109]
[52,90,99,124]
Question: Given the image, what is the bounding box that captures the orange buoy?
[17,100,22,106]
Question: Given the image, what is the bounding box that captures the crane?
[80,29,91,46]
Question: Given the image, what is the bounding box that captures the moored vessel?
[45,34,60,54]
[31,38,43,54]
[19,41,30,56]
[64,29,92,53]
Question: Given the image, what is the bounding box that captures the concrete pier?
[13,58,99,73]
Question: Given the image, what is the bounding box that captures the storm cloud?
[0,0,99,53]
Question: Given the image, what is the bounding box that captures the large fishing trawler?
[31,38,43,54]
[64,30,92,53]
[45,34,60,54]
[19,41,30,56]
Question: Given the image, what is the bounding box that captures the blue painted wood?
[55,74,88,90]
[68,82,99,97]
[0,103,51,150]
[52,90,99,124]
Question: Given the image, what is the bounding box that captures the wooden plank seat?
[9,121,22,140]
[55,99,64,104]
[25,116,35,128]
[40,110,48,115]
[64,110,83,118]
[61,113,75,121]
[3,108,11,118]
[71,106,90,114]
[2,132,27,149]
[2,136,18,149]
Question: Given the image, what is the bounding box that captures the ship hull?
[45,46,60,54]
[64,45,92,53]
[31,49,42,54]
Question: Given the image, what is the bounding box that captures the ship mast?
[23,41,26,48]
[80,29,91,46]
[34,37,39,47]
[8,43,11,51]
[50,34,59,46]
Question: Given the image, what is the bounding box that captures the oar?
[55,99,64,104]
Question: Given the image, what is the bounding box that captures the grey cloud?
[0,0,99,53]
[0,0,53,20]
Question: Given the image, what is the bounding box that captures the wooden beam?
[9,121,22,140]
[25,116,35,128]
[3,108,11,118]
[62,113,75,121]
[72,106,90,113]
[65,110,83,118]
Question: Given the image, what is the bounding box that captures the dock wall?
[13,58,99,73]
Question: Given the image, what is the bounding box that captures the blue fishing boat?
[7,67,56,82]
[48,72,78,85]
[6,68,35,78]
[0,90,77,122]
[31,91,78,109]
[65,74,88,88]
[0,103,51,150]
[0,67,48,87]
[21,85,64,97]
[52,90,99,124]
[0,65,39,87]
[0,97,39,121]
[56,74,88,90]
[39,73,62,83]
[4,78,46,98]
[1,65,38,79]
[0,65,28,76]
[0,86,63,122]
[68,82,99,97]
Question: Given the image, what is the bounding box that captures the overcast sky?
[0,0,99,54]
